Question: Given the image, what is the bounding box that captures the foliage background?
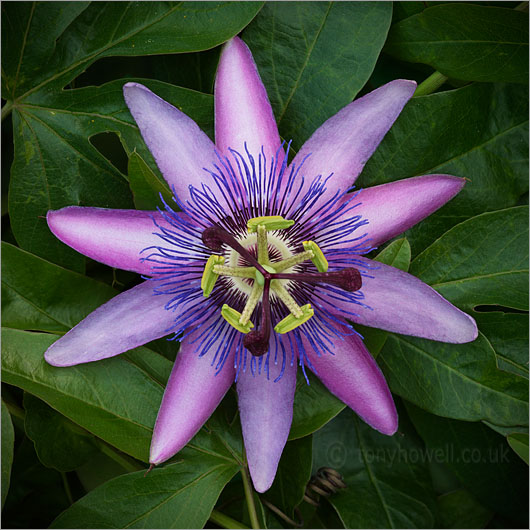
[1,1,528,528]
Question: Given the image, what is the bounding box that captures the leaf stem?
[61,471,74,505]
[515,2,528,11]
[209,509,250,529]
[94,439,144,473]
[414,71,449,97]
[1,101,13,122]
[241,466,260,529]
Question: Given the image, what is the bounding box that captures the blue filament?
[141,142,373,383]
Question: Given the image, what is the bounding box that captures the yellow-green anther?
[257,224,269,263]
[274,304,314,334]
[247,215,294,233]
[213,265,255,279]
[271,280,303,318]
[240,282,264,325]
[271,250,314,273]
[201,255,225,297]
[303,241,328,272]
[221,304,254,333]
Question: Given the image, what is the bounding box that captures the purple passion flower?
[44,37,477,492]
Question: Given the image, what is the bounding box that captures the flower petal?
[237,357,297,492]
[215,37,283,162]
[345,175,465,247]
[123,82,217,200]
[306,330,397,435]
[291,79,416,202]
[47,207,176,275]
[321,257,478,343]
[44,281,179,367]
[150,332,236,464]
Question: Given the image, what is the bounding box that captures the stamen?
[256,225,269,264]
[243,279,272,357]
[271,280,303,318]
[274,268,362,292]
[247,215,294,233]
[240,282,264,325]
[303,241,328,272]
[221,304,254,333]
[271,250,314,273]
[213,265,256,279]
[201,255,225,297]
[275,304,314,334]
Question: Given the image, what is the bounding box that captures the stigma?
[200,216,361,357]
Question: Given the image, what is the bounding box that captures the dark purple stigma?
[243,279,272,357]
[273,268,362,292]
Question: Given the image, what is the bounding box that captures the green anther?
[221,304,254,333]
[201,255,225,297]
[247,215,294,233]
[303,241,328,272]
[274,304,314,334]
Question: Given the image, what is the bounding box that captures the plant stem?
[1,101,13,122]
[209,509,250,529]
[414,71,449,97]
[4,400,25,420]
[515,2,528,11]
[241,467,260,529]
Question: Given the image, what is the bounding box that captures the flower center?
[200,216,362,357]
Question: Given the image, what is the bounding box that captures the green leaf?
[437,489,493,529]
[265,436,312,518]
[406,403,529,524]
[9,79,212,270]
[507,432,529,465]
[50,449,239,529]
[1,328,162,461]
[312,408,437,528]
[1,242,116,332]
[128,150,173,210]
[410,207,529,311]
[374,237,411,272]
[290,370,344,440]
[3,2,263,100]
[473,311,529,379]
[1,400,15,508]
[243,1,392,148]
[385,4,528,83]
[378,332,529,426]
[360,83,529,255]
[23,393,98,472]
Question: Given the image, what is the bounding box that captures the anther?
[247,215,294,233]
[201,255,225,297]
[221,304,254,334]
[275,304,314,334]
[303,241,328,272]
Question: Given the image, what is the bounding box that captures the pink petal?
[305,330,397,435]
[215,37,283,162]
[237,356,297,492]
[337,175,466,248]
[150,331,236,464]
[44,281,179,367]
[321,257,478,343]
[123,82,217,201]
[47,207,177,275]
[290,80,416,203]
